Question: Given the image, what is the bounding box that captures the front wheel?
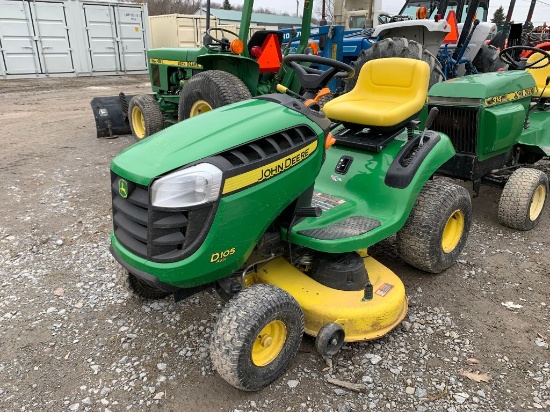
[128,94,164,141]
[498,168,548,231]
[178,70,252,121]
[397,181,472,273]
[210,284,304,391]
[127,273,170,300]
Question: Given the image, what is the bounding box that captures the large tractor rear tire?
[128,94,164,141]
[178,70,252,121]
[498,168,548,231]
[472,43,509,73]
[345,38,444,92]
[210,284,304,391]
[397,180,472,274]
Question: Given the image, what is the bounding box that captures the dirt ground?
[0,76,548,412]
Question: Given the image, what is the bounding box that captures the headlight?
[151,163,223,208]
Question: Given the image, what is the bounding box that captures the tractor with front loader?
[426,46,550,230]
[109,54,472,390]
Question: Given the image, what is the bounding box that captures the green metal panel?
[110,99,326,287]
[289,132,456,252]
[429,71,536,101]
[520,110,550,156]
[479,103,525,160]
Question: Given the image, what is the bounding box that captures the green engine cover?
[110,97,327,288]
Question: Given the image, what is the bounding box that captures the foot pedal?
[298,216,381,240]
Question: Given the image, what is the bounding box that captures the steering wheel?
[499,46,550,70]
[205,28,239,51]
[282,54,355,91]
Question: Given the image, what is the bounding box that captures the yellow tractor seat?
[526,52,550,98]
[323,58,431,129]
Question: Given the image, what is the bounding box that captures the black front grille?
[111,173,214,263]
[215,126,315,168]
[429,105,479,154]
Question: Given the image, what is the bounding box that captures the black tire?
[472,43,509,73]
[315,322,345,357]
[127,273,171,300]
[345,38,444,92]
[396,180,472,274]
[128,94,164,141]
[178,70,252,121]
[210,284,304,391]
[498,168,548,231]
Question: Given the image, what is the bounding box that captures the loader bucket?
[90,92,135,138]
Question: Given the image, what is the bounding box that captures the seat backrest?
[526,52,550,98]
[353,57,430,104]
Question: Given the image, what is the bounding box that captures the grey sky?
[234,0,550,24]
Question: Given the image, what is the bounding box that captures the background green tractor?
[427,45,550,230]
[92,0,317,141]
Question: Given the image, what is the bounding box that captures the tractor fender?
[385,130,455,191]
[197,54,260,95]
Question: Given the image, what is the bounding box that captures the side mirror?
[545,75,550,86]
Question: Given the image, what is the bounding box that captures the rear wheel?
[178,70,252,121]
[210,284,304,391]
[498,168,548,231]
[473,43,509,73]
[345,38,444,92]
[128,94,164,141]
[127,273,170,300]
[397,180,472,273]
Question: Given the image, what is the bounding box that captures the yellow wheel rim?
[441,209,465,253]
[190,100,212,117]
[251,320,287,367]
[529,184,546,221]
[131,106,146,139]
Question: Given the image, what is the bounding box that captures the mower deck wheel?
[315,322,345,357]
[128,94,164,141]
[178,70,252,121]
[396,180,472,273]
[498,168,548,231]
[127,273,170,300]
[210,284,304,391]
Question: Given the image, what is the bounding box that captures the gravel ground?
[0,76,548,411]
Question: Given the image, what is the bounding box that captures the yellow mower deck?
[251,256,407,342]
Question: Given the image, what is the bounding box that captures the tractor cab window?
[349,16,367,29]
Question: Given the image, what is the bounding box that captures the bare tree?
[314,0,334,23]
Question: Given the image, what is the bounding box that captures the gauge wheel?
[498,168,548,231]
[127,273,170,300]
[210,284,304,391]
[315,322,345,357]
[128,94,164,141]
[178,70,252,121]
[397,180,472,273]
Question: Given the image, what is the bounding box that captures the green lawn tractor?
[109,54,472,390]
[91,0,319,141]
[427,45,550,230]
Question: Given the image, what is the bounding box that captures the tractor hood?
[429,71,537,105]
[111,97,324,185]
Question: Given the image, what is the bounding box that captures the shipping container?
[0,0,150,78]
[148,13,265,49]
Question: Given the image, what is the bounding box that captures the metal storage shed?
[0,0,150,78]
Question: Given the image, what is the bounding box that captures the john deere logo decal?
[119,179,128,198]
